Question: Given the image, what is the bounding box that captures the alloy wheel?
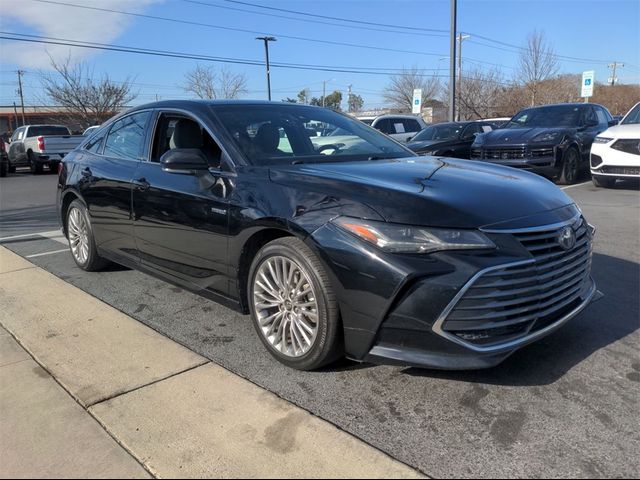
[68,207,90,265]
[253,256,319,358]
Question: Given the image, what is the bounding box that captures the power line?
[0,32,455,77]
[31,0,449,58]
[182,0,449,38]
[191,0,636,68]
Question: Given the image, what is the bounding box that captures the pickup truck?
[6,125,85,174]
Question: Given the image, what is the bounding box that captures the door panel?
[132,163,231,294]
[76,153,140,265]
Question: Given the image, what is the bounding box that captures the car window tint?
[374,118,394,134]
[595,108,608,126]
[27,126,70,137]
[402,119,421,133]
[85,134,104,154]
[394,122,406,134]
[151,113,222,168]
[104,111,151,161]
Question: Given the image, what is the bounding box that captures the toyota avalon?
[57,100,599,370]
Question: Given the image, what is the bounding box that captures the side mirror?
[608,119,619,127]
[160,148,209,175]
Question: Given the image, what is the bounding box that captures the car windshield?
[621,103,640,125]
[505,105,582,128]
[411,124,464,142]
[27,126,70,137]
[213,105,415,165]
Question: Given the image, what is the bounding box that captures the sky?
[0,0,639,110]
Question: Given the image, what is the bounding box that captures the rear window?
[27,126,70,137]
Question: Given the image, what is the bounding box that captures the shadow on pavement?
[401,252,639,386]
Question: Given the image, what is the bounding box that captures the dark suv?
[471,103,616,184]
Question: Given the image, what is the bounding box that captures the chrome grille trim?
[433,215,596,353]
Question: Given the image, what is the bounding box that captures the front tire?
[0,162,7,177]
[558,147,580,185]
[66,199,109,271]
[592,175,616,188]
[248,237,342,370]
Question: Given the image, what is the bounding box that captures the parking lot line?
[0,230,65,244]
[561,181,591,190]
[26,248,69,259]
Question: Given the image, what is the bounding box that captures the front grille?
[479,147,527,160]
[442,217,593,347]
[599,165,640,176]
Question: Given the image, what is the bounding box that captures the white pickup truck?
[6,125,85,174]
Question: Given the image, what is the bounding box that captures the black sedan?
[57,100,599,371]
[406,121,497,158]
[471,103,617,184]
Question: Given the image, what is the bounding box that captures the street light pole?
[449,0,457,122]
[456,33,470,121]
[256,36,276,101]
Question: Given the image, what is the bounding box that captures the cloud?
[1,0,163,69]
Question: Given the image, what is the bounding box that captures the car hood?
[478,127,570,145]
[599,123,640,139]
[269,157,574,229]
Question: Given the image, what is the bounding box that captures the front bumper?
[590,141,640,178]
[308,208,600,370]
[470,144,564,178]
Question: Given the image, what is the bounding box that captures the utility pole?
[608,62,624,86]
[347,84,352,112]
[456,33,470,121]
[448,0,457,122]
[322,80,327,107]
[256,36,276,101]
[16,70,26,126]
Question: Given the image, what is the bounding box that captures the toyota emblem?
[558,226,576,251]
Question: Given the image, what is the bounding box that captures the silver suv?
[357,114,428,143]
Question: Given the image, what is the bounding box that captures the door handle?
[81,167,92,178]
[134,177,150,191]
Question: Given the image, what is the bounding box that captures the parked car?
[357,114,428,143]
[58,100,599,371]
[470,103,616,184]
[7,125,85,174]
[590,101,640,187]
[0,137,8,177]
[406,121,497,158]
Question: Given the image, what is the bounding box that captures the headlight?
[611,138,640,155]
[332,217,496,253]
[593,136,613,144]
[532,131,562,143]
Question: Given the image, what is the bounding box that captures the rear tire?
[28,151,43,175]
[248,237,343,370]
[557,147,580,185]
[0,162,7,178]
[592,175,616,188]
[8,164,16,174]
[66,199,110,271]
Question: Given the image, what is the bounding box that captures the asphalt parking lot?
[1,169,639,478]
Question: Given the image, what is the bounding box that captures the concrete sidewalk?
[0,247,425,479]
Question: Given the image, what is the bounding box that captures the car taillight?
[37,136,45,151]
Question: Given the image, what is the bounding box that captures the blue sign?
[585,79,592,86]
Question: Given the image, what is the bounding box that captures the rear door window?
[374,119,394,134]
[104,111,152,161]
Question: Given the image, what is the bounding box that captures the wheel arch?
[60,189,85,238]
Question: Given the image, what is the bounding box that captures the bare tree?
[518,30,560,105]
[382,66,440,111]
[40,55,137,127]
[455,67,506,119]
[183,64,248,100]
